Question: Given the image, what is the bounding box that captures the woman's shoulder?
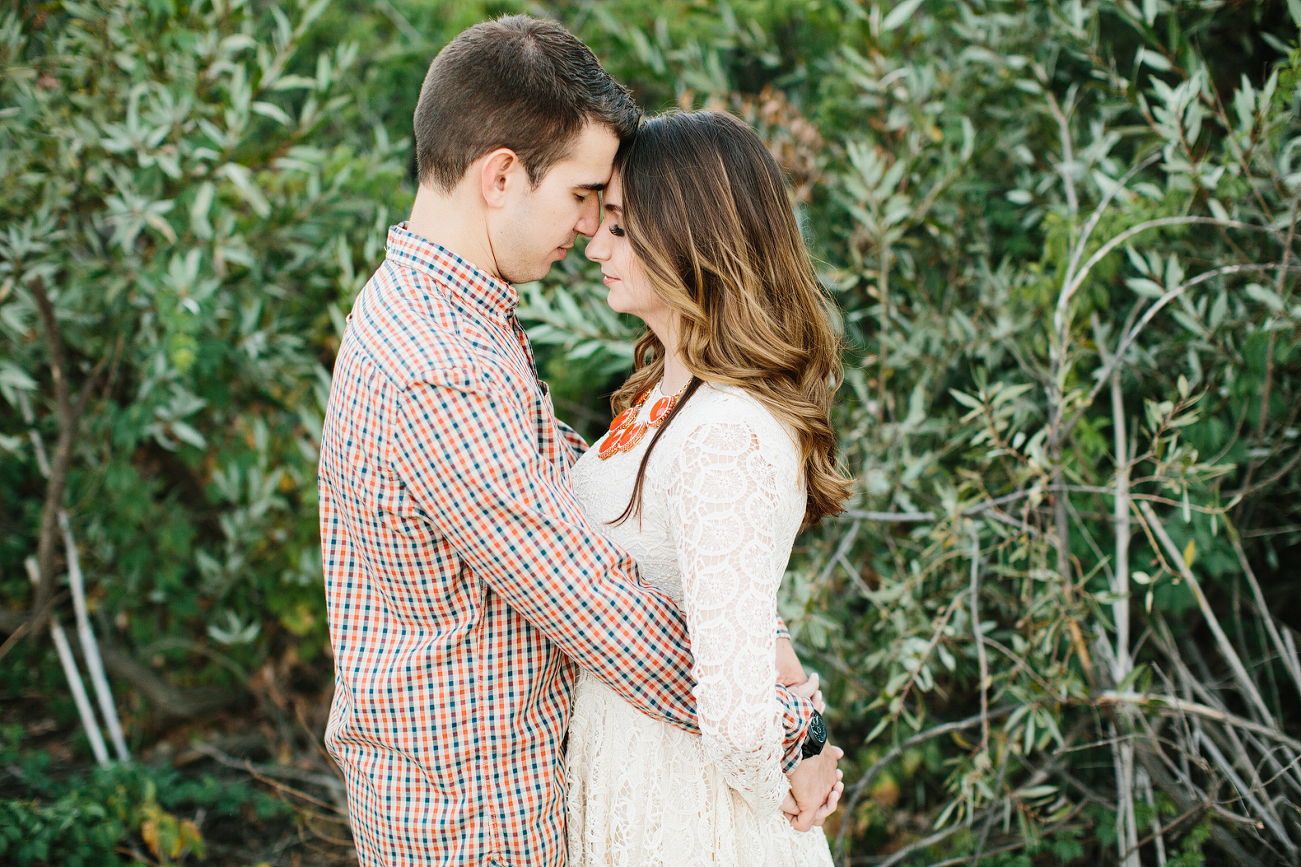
[670,381,800,462]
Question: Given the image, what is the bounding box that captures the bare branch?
[1137,501,1276,724]
[1229,533,1301,704]
[25,277,103,639]
[1097,691,1301,753]
[969,524,990,755]
[1059,262,1301,446]
[29,276,73,637]
[1045,89,1079,218]
[835,705,1018,860]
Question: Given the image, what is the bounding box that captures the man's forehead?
[553,123,620,182]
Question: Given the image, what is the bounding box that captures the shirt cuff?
[776,684,814,773]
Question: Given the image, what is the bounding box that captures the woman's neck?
[661,350,692,394]
[651,316,693,394]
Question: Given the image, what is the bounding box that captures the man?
[318,16,840,866]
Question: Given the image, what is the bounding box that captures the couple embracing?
[319,14,850,867]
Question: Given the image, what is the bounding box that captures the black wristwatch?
[801,710,827,759]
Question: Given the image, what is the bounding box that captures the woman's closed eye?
[609,222,626,237]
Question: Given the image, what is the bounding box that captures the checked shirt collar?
[385,221,519,320]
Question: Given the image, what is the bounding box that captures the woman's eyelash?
[610,224,626,237]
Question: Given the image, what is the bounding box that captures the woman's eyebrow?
[603,201,623,214]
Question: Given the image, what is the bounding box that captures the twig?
[1096,691,1301,753]
[923,801,1088,867]
[969,523,989,755]
[29,276,79,637]
[981,635,1057,696]
[887,590,968,724]
[19,389,126,759]
[1111,366,1132,682]
[59,510,128,761]
[870,804,999,867]
[1045,89,1079,218]
[1137,501,1275,724]
[969,743,1011,866]
[1053,216,1282,374]
[1254,189,1299,444]
[835,706,1018,860]
[1229,532,1301,703]
[189,741,347,793]
[1195,730,1293,850]
[25,557,109,764]
[1060,262,1301,444]
[1060,151,1163,298]
[1110,358,1139,867]
[818,519,862,584]
[842,509,935,522]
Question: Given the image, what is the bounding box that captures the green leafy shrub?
[4,0,1300,864]
[0,0,403,708]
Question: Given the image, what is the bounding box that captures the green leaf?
[864,716,891,743]
[251,100,292,126]
[882,0,926,32]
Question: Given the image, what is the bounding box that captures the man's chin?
[503,262,557,285]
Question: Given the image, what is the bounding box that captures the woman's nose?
[586,224,609,261]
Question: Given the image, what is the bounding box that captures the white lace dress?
[565,381,834,867]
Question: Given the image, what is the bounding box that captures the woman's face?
[585,172,673,337]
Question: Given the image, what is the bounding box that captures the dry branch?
[0,610,246,723]
[26,276,101,637]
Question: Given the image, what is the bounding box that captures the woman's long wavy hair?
[610,109,852,527]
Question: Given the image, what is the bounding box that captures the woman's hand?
[789,671,825,714]
[775,636,806,685]
[776,638,826,713]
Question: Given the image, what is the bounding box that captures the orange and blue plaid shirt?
[319,225,814,866]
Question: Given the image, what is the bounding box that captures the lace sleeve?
[668,420,788,813]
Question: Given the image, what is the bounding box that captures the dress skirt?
[566,670,835,867]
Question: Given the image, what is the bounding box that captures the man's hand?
[782,744,844,832]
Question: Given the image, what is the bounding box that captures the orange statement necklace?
[597,381,687,460]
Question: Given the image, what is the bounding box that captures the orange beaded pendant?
[596,382,686,460]
[647,395,676,426]
[608,407,636,433]
[615,422,648,452]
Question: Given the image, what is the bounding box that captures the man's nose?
[575,196,601,238]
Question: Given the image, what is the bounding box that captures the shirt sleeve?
[553,417,590,464]
[392,373,701,733]
[668,419,808,811]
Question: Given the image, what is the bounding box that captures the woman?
[564,110,852,867]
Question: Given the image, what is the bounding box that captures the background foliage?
[2,0,1300,865]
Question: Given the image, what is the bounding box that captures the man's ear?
[479,148,523,208]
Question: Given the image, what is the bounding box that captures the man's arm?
[553,416,589,462]
[394,374,700,728]
[394,375,817,757]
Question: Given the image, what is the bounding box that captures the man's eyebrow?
[577,182,607,192]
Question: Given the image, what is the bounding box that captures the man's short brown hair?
[413,15,640,193]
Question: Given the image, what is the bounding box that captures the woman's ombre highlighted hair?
[610,109,851,527]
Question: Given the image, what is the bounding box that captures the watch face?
[809,713,827,743]
[802,711,827,758]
